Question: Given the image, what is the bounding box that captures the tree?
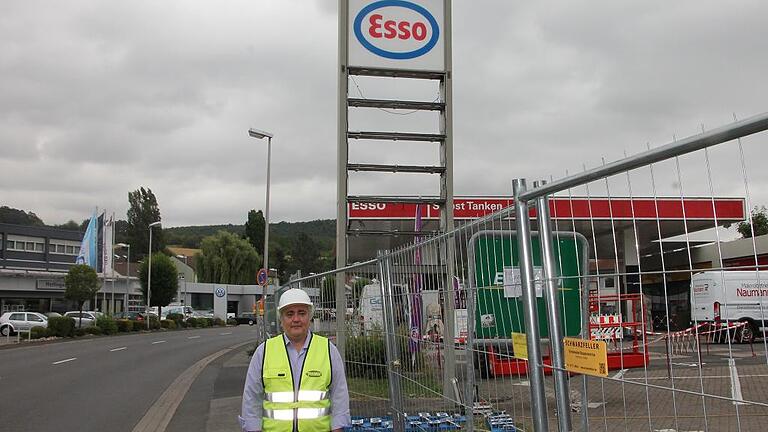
[0,206,45,226]
[291,233,321,274]
[244,209,265,255]
[126,187,164,260]
[64,264,100,328]
[196,231,260,284]
[738,206,768,238]
[138,253,179,318]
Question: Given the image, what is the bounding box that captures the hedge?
[47,316,75,337]
[96,315,118,335]
[116,319,133,332]
[160,319,176,329]
[31,326,49,339]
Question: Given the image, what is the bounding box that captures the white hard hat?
[278,288,313,311]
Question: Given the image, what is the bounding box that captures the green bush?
[346,335,387,379]
[185,317,198,328]
[132,320,146,330]
[166,313,185,327]
[47,316,75,337]
[226,318,238,326]
[148,316,161,330]
[74,327,88,337]
[213,317,225,327]
[31,326,49,339]
[116,319,133,332]
[96,315,118,335]
[85,326,102,335]
[160,319,176,329]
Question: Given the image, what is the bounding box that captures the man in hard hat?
[239,288,350,432]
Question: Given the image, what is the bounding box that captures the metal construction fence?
[279,112,768,431]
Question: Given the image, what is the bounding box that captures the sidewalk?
[167,343,252,432]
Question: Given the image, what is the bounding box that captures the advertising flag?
[409,204,424,354]
[101,213,114,277]
[76,212,98,269]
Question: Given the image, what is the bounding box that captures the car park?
[0,312,48,336]
[64,311,103,327]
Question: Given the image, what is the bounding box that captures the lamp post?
[248,127,273,338]
[116,243,131,313]
[147,221,161,329]
[176,254,188,307]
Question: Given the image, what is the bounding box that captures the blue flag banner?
[76,213,98,269]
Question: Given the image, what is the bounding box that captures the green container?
[468,230,587,339]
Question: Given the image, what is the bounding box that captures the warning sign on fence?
[563,337,608,377]
[511,332,528,360]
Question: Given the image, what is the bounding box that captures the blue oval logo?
[353,0,439,60]
[215,287,226,298]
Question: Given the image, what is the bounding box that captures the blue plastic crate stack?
[345,412,466,432]
[485,411,521,432]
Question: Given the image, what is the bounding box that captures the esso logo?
[351,202,387,211]
[353,0,439,60]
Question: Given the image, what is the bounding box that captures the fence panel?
[277,113,768,431]
[517,113,768,431]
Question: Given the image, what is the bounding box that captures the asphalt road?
[0,325,261,432]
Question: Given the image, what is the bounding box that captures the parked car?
[0,312,48,336]
[161,306,192,319]
[114,311,146,321]
[64,311,103,327]
[234,312,257,326]
[191,309,214,319]
[44,312,62,318]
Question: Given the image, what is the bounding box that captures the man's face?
[280,304,311,341]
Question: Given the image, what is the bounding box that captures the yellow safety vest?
[262,333,332,432]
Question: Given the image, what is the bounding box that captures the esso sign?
[351,202,388,211]
[353,0,440,60]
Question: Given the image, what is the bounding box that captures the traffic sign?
[257,268,268,287]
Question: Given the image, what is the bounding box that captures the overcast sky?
[2,1,767,227]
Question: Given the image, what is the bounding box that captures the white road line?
[152,340,166,345]
[110,347,127,352]
[188,336,200,339]
[611,369,628,380]
[219,332,232,335]
[52,358,77,365]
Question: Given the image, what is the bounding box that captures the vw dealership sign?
[349,0,444,70]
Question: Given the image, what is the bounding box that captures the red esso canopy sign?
[353,1,440,60]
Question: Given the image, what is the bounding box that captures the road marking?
[728,358,747,405]
[611,369,628,380]
[110,347,127,352]
[52,358,77,365]
[220,332,232,335]
[131,341,253,432]
[188,336,200,339]
[152,340,166,345]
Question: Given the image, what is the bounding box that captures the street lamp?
[249,127,273,338]
[116,243,131,313]
[147,221,161,329]
[176,254,188,307]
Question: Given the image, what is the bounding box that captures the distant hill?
[163,219,335,249]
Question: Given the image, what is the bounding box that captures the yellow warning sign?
[563,337,608,377]
[511,332,528,360]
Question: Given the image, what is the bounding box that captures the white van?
[690,271,768,341]
[359,282,384,334]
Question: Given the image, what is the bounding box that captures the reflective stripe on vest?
[266,390,329,403]
[262,333,332,432]
[264,407,331,420]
